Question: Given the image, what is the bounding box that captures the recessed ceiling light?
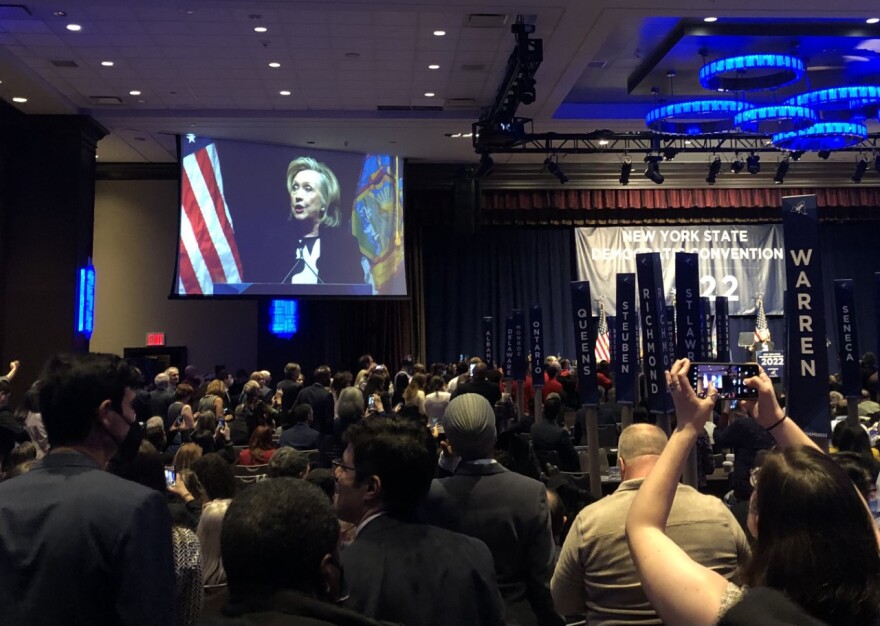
[279,90,291,96]
[268,62,281,68]
[868,18,880,24]
[66,23,82,32]
[101,61,114,67]
[254,26,268,33]
[428,64,440,70]
[598,139,610,146]
[52,11,66,17]
[424,92,435,97]
[450,133,462,138]
[129,90,141,96]
[433,30,446,36]
[462,132,473,137]
[684,140,692,144]
[12,97,27,103]
[703,17,718,23]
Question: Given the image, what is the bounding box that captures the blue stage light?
[645,99,752,134]
[700,54,805,92]
[734,105,817,134]
[76,263,96,338]
[771,121,868,152]
[784,86,880,110]
[270,299,299,338]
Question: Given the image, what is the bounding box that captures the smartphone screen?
[468,363,476,376]
[368,395,376,408]
[164,466,176,486]
[687,363,759,400]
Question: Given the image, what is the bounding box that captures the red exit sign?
[146,332,166,346]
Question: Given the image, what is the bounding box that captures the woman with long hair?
[423,376,451,428]
[196,498,231,591]
[403,372,427,418]
[237,425,276,466]
[625,359,880,625]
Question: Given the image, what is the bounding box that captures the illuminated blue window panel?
[270,299,299,338]
[700,54,805,91]
[772,121,868,152]
[645,99,751,134]
[76,264,95,338]
[734,105,817,133]
[785,86,880,110]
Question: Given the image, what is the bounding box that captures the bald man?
[551,424,749,625]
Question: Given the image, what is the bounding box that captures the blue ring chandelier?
[771,122,868,151]
[700,54,805,92]
[734,104,818,134]
[645,99,752,134]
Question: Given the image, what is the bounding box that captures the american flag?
[177,137,243,295]
[595,298,611,363]
[754,293,770,344]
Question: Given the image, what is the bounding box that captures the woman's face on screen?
[290,169,325,227]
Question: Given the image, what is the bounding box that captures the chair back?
[233,463,269,476]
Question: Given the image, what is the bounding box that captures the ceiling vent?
[51,59,78,68]
[465,13,509,29]
[89,95,124,105]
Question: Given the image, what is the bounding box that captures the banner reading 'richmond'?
[575,225,785,316]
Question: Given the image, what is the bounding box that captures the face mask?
[114,420,145,464]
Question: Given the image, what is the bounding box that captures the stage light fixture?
[730,152,744,173]
[789,150,805,161]
[544,157,569,184]
[705,155,722,185]
[663,147,679,161]
[746,152,761,175]
[619,158,632,185]
[818,149,831,159]
[852,156,869,183]
[773,157,790,184]
[518,77,536,105]
[474,153,494,178]
[644,155,664,184]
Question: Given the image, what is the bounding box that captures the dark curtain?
[422,228,575,365]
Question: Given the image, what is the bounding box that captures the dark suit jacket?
[149,387,174,420]
[0,451,175,625]
[279,422,320,450]
[341,515,505,626]
[295,384,335,435]
[421,463,563,626]
[530,420,581,472]
[452,379,502,407]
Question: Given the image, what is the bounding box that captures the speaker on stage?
[452,169,481,236]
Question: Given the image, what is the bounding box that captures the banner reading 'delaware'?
[575,225,785,316]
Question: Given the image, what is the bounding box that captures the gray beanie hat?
[443,394,497,461]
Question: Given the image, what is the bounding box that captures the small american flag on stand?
[177,135,243,295]
[754,293,770,344]
[595,297,611,363]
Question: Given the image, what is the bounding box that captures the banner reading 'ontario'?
[575,225,785,316]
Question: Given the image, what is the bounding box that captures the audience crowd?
[0,350,878,626]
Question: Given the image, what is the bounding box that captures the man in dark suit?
[423,394,564,626]
[531,393,581,472]
[336,417,505,626]
[0,352,175,624]
[149,372,175,419]
[279,404,320,450]
[451,362,501,407]
[294,365,335,436]
[276,362,304,425]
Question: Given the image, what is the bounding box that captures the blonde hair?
[286,156,341,228]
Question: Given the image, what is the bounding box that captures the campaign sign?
[512,309,526,380]
[636,253,674,414]
[715,296,730,363]
[504,315,514,381]
[570,282,599,406]
[482,316,494,369]
[614,273,638,405]
[781,195,830,438]
[757,350,785,380]
[529,306,545,388]
[833,280,861,399]
[675,252,700,360]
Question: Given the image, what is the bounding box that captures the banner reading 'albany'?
[575,225,785,316]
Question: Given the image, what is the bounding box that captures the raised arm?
[744,368,821,452]
[625,358,730,626]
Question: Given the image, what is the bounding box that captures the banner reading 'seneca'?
[575,225,785,316]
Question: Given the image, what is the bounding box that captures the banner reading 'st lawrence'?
[575,225,785,316]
